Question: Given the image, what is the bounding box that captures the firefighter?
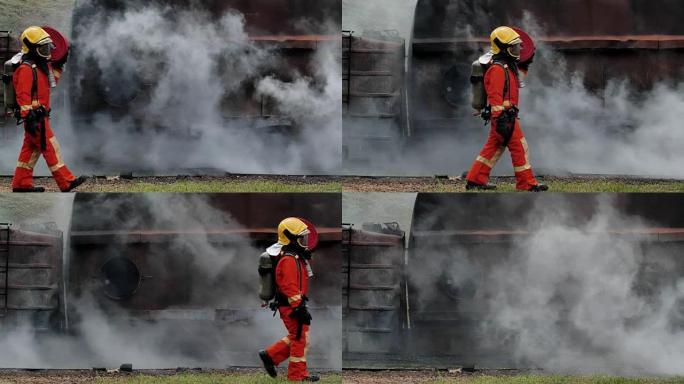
[259,217,319,382]
[465,26,547,192]
[11,26,87,192]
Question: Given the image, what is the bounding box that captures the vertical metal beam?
[1,223,10,315]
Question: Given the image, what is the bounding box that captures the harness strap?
[489,62,510,111]
[274,252,304,307]
[29,64,47,151]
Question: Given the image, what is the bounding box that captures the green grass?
[94,373,341,384]
[431,375,684,384]
[427,180,684,193]
[84,180,342,193]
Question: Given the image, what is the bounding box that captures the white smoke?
[0,194,341,370]
[404,195,684,375]
[1,2,341,175]
[343,2,684,178]
[478,197,684,375]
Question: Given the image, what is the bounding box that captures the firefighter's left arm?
[275,256,304,307]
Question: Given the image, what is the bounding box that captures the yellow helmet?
[277,217,310,247]
[20,26,54,59]
[490,26,522,58]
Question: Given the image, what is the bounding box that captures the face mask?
[507,43,521,59]
[36,43,54,60]
[296,229,312,250]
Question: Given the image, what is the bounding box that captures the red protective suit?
[11,62,77,192]
[466,63,540,191]
[265,252,311,381]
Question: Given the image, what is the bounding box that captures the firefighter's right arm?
[275,256,303,307]
[484,65,506,119]
[13,65,35,118]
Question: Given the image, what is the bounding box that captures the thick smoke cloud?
[0,194,341,370]
[344,2,684,178]
[1,2,341,175]
[481,197,684,375]
[411,195,684,375]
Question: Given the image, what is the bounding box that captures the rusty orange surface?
[71,227,342,244]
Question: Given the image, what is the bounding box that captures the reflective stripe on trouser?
[12,120,76,191]
[466,119,538,191]
[265,306,310,381]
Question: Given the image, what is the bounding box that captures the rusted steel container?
[67,193,341,366]
[408,0,684,139]
[404,193,684,367]
[0,224,64,332]
[68,0,340,167]
[343,32,406,161]
[0,30,19,136]
[342,225,405,364]
[68,194,341,308]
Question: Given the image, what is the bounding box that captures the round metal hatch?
[442,64,469,107]
[101,257,141,300]
[97,61,142,107]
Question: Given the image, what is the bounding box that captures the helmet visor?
[296,229,311,250]
[508,43,521,59]
[36,43,54,59]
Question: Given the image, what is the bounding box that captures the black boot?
[465,181,497,191]
[63,176,89,192]
[258,350,277,378]
[529,184,549,192]
[12,186,45,193]
[303,376,320,382]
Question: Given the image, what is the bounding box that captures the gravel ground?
[342,370,446,384]
[1,174,682,193]
[0,175,341,193]
[341,175,684,192]
[341,369,526,384]
[0,368,324,384]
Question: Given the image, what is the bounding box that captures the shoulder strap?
[492,61,510,103]
[20,62,39,104]
[280,252,303,290]
[31,64,38,104]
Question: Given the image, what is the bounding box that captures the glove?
[23,110,38,136]
[289,303,312,325]
[495,108,517,145]
[23,106,47,137]
[52,48,69,70]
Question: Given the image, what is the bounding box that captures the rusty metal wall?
[65,193,341,367]
[0,225,64,332]
[408,0,684,139]
[68,193,341,312]
[342,226,405,365]
[68,0,340,143]
[343,33,406,161]
[403,193,684,367]
[72,0,340,36]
